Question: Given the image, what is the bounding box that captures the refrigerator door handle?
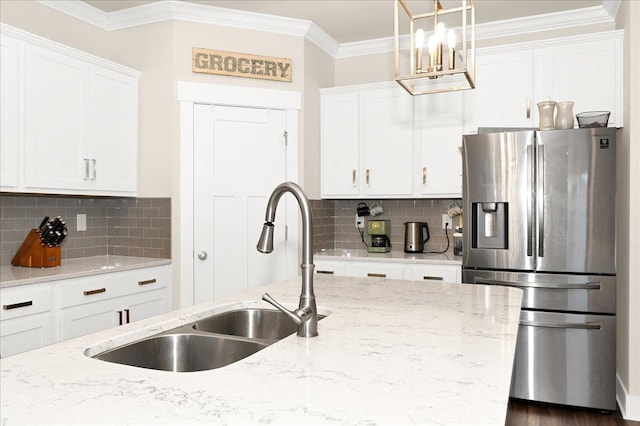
[537,144,545,257]
[519,320,602,330]
[475,278,602,290]
[527,144,534,257]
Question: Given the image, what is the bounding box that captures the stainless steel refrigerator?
[462,128,617,411]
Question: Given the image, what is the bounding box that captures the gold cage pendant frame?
[394,0,476,96]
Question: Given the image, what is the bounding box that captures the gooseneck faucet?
[257,182,318,338]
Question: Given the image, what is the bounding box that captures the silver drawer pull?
[520,320,602,330]
[368,273,386,278]
[3,301,33,310]
[423,276,444,281]
[138,279,157,286]
[475,278,601,290]
[316,270,334,275]
[83,288,106,296]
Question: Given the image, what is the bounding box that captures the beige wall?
[615,0,640,415]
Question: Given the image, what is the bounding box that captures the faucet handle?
[262,293,311,325]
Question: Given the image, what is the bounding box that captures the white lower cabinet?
[314,258,461,283]
[0,265,170,357]
[0,283,54,358]
[58,266,170,342]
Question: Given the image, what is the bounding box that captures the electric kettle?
[404,222,430,253]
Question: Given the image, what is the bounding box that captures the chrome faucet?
[257,182,318,338]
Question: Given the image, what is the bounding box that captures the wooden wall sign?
[192,48,292,82]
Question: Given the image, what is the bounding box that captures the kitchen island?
[0,275,522,425]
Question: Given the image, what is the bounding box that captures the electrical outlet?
[355,215,364,229]
[442,214,450,229]
[77,214,87,231]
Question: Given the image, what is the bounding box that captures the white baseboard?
[617,373,640,421]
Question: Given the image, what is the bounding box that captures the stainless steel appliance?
[367,220,391,253]
[404,221,430,253]
[462,128,617,411]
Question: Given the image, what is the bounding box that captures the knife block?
[11,229,61,268]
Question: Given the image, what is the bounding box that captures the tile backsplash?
[0,195,170,266]
[311,198,462,254]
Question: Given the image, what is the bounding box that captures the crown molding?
[37,1,619,60]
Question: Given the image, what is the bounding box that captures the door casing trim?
[178,81,301,307]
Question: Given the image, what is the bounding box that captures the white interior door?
[193,104,289,303]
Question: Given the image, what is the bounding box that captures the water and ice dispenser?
[471,202,508,249]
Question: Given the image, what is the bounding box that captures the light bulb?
[436,22,446,43]
[427,35,437,54]
[415,28,424,49]
[447,29,456,48]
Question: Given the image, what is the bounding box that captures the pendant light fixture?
[394,0,476,95]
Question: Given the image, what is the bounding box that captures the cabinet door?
[416,90,463,197]
[345,261,405,279]
[23,44,88,191]
[59,299,119,342]
[86,65,138,194]
[0,314,53,358]
[123,289,168,323]
[464,50,534,132]
[0,34,20,189]
[360,87,414,196]
[321,92,359,197]
[541,37,621,127]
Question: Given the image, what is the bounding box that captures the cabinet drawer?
[1,285,52,321]
[406,264,460,283]
[346,262,405,280]
[59,267,169,308]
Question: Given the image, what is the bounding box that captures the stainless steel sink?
[90,307,328,372]
[93,333,266,372]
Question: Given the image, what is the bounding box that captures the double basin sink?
[91,308,324,372]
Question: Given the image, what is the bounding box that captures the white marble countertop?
[0,275,522,425]
[0,256,172,288]
[316,248,462,265]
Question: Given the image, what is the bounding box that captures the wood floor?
[506,398,638,426]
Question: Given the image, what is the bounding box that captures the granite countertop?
[0,256,172,288]
[316,248,462,265]
[0,275,522,425]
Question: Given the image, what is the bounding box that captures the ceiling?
[83,0,604,44]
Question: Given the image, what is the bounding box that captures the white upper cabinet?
[321,82,414,198]
[0,34,19,188]
[415,89,463,197]
[360,86,414,197]
[463,50,535,133]
[540,34,622,128]
[0,24,140,196]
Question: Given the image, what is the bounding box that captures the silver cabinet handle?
[352,169,357,187]
[520,320,601,330]
[3,301,33,310]
[197,251,208,260]
[91,159,97,180]
[83,288,106,296]
[84,158,90,180]
[423,276,444,281]
[526,98,531,119]
[138,279,157,286]
[366,169,370,186]
[422,167,427,185]
[316,270,334,275]
[368,273,386,278]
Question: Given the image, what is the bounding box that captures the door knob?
[197,251,208,260]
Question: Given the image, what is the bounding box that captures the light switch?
[77,214,87,232]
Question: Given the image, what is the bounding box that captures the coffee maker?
[367,220,391,253]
